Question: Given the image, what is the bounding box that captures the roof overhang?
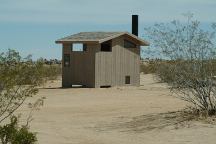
[56,32,150,46]
[55,40,99,44]
[98,32,149,46]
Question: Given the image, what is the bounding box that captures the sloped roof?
[56,32,149,46]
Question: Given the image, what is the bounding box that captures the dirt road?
[18,74,216,144]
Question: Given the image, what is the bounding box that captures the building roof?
[56,32,149,46]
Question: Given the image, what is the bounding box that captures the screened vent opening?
[101,40,112,52]
[72,43,87,52]
[124,39,136,48]
[125,76,131,84]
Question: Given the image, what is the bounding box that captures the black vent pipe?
[132,15,138,36]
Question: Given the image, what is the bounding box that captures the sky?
[0,0,216,59]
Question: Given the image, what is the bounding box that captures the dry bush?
[155,60,183,83]
[40,64,61,81]
[146,13,216,116]
[152,60,216,83]
[0,49,45,123]
[0,49,45,144]
[140,60,158,74]
[36,58,62,82]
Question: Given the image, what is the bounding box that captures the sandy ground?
[18,74,216,144]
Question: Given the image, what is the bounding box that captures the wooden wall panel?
[62,35,140,88]
[62,43,98,87]
[95,35,140,87]
[62,44,72,87]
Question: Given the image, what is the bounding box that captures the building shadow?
[91,109,213,133]
[40,85,89,89]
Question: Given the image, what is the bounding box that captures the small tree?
[145,13,216,115]
[0,49,46,144]
[0,49,46,123]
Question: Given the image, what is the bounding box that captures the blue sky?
[0,0,216,59]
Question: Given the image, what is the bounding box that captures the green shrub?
[0,116,37,144]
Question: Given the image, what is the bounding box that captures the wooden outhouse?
[56,16,149,88]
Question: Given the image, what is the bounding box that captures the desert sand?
[18,74,216,144]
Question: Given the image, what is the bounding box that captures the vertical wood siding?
[95,35,140,87]
[62,44,72,87]
[62,43,99,87]
[62,35,140,88]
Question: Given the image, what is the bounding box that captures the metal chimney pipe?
[132,15,138,36]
